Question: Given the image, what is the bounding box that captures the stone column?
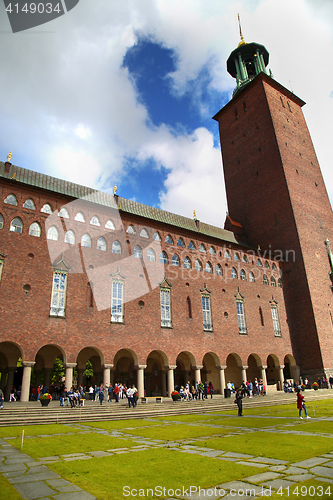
[239,365,248,384]
[65,363,77,390]
[259,365,267,389]
[6,367,15,401]
[21,361,35,402]
[277,365,285,391]
[218,366,226,395]
[136,365,146,398]
[194,365,203,383]
[161,370,167,397]
[103,364,113,388]
[43,367,52,390]
[167,366,176,396]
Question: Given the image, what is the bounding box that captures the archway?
[146,350,169,396]
[247,354,262,383]
[113,349,138,389]
[175,351,196,388]
[77,347,104,387]
[0,342,23,400]
[225,353,243,388]
[202,352,221,393]
[266,354,281,386]
[284,354,298,382]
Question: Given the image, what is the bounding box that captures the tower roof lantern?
[227,41,270,96]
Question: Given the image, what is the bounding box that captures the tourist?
[0,388,4,409]
[235,388,243,416]
[297,389,310,419]
[208,381,214,399]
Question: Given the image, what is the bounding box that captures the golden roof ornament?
[193,210,197,220]
[113,184,117,195]
[237,13,246,46]
[7,151,12,163]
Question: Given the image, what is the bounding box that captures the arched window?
[29,222,41,237]
[160,251,168,264]
[140,228,149,238]
[90,216,101,226]
[41,203,53,214]
[184,256,191,269]
[195,259,202,271]
[271,276,277,287]
[47,226,59,241]
[240,269,246,280]
[165,234,173,244]
[257,259,262,267]
[216,264,223,276]
[209,246,216,255]
[105,220,115,230]
[64,230,75,245]
[272,262,278,271]
[81,233,91,248]
[23,199,36,210]
[112,240,121,254]
[248,271,255,282]
[74,212,85,222]
[0,214,3,230]
[205,262,213,274]
[134,245,142,258]
[199,244,206,253]
[231,267,238,279]
[278,278,283,288]
[242,254,248,263]
[4,194,18,206]
[58,207,69,218]
[10,217,23,233]
[188,241,196,250]
[127,224,136,234]
[153,231,161,241]
[147,249,156,262]
[224,250,231,259]
[177,238,185,247]
[263,274,269,285]
[234,252,240,261]
[264,261,270,269]
[97,237,107,251]
[172,254,180,266]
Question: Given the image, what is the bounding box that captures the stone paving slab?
[199,451,225,458]
[57,485,83,493]
[249,457,288,465]
[322,460,333,468]
[310,466,333,478]
[215,457,240,462]
[51,491,96,499]
[269,465,286,472]
[217,481,263,495]
[261,479,295,489]
[38,456,60,461]
[3,470,27,478]
[5,457,34,464]
[88,451,112,457]
[285,474,314,482]
[237,461,267,468]
[293,457,328,467]
[13,480,56,500]
[9,471,61,484]
[282,466,307,474]
[48,479,73,487]
[243,471,280,483]
[64,456,92,462]
[26,466,50,474]
[62,453,86,458]
[223,452,254,459]
[0,462,27,472]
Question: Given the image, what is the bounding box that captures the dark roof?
[0,160,239,245]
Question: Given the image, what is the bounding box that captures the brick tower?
[213,33,333,379]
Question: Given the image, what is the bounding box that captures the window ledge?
[49,315,66,319]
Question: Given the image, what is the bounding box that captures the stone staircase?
[0,391,331,427]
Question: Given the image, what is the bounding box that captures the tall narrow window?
[186,296,192,319]
[50,271,68,317]
[160,288,171,327]
[259,306,264,326]
[0,214,3,229]
[0,259,4,283]
[270,300,281,337]
[202,294,212,331]
[111,280,124,323]
[160,251,168,264]
[235,290,247,334]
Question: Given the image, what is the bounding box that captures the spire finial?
[7,151,12,163]
[238,13,246,46]
[113,184,117,195]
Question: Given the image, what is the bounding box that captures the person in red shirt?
[297,389,311,419]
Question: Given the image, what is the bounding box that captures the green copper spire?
[227,17,270,96]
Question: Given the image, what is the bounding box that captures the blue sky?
[0,0,332,227]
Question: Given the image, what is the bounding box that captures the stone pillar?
[239,365,248,384]
[259,365,268,389]
[218,366,226,395]
[136,365,146,398]
[167,366,176,396]
[161,370,167,397]
[6,367,15,401]
[103,364,113,388]
[0,370,7,391]
[194,365,203,383]
[277,365,285,391]
[65,363,77,390]
[43,368,52,390]
[21,362,35,402]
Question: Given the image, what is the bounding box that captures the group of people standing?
[176,381,214,401]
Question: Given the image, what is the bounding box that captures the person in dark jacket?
[235,389,243,416]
